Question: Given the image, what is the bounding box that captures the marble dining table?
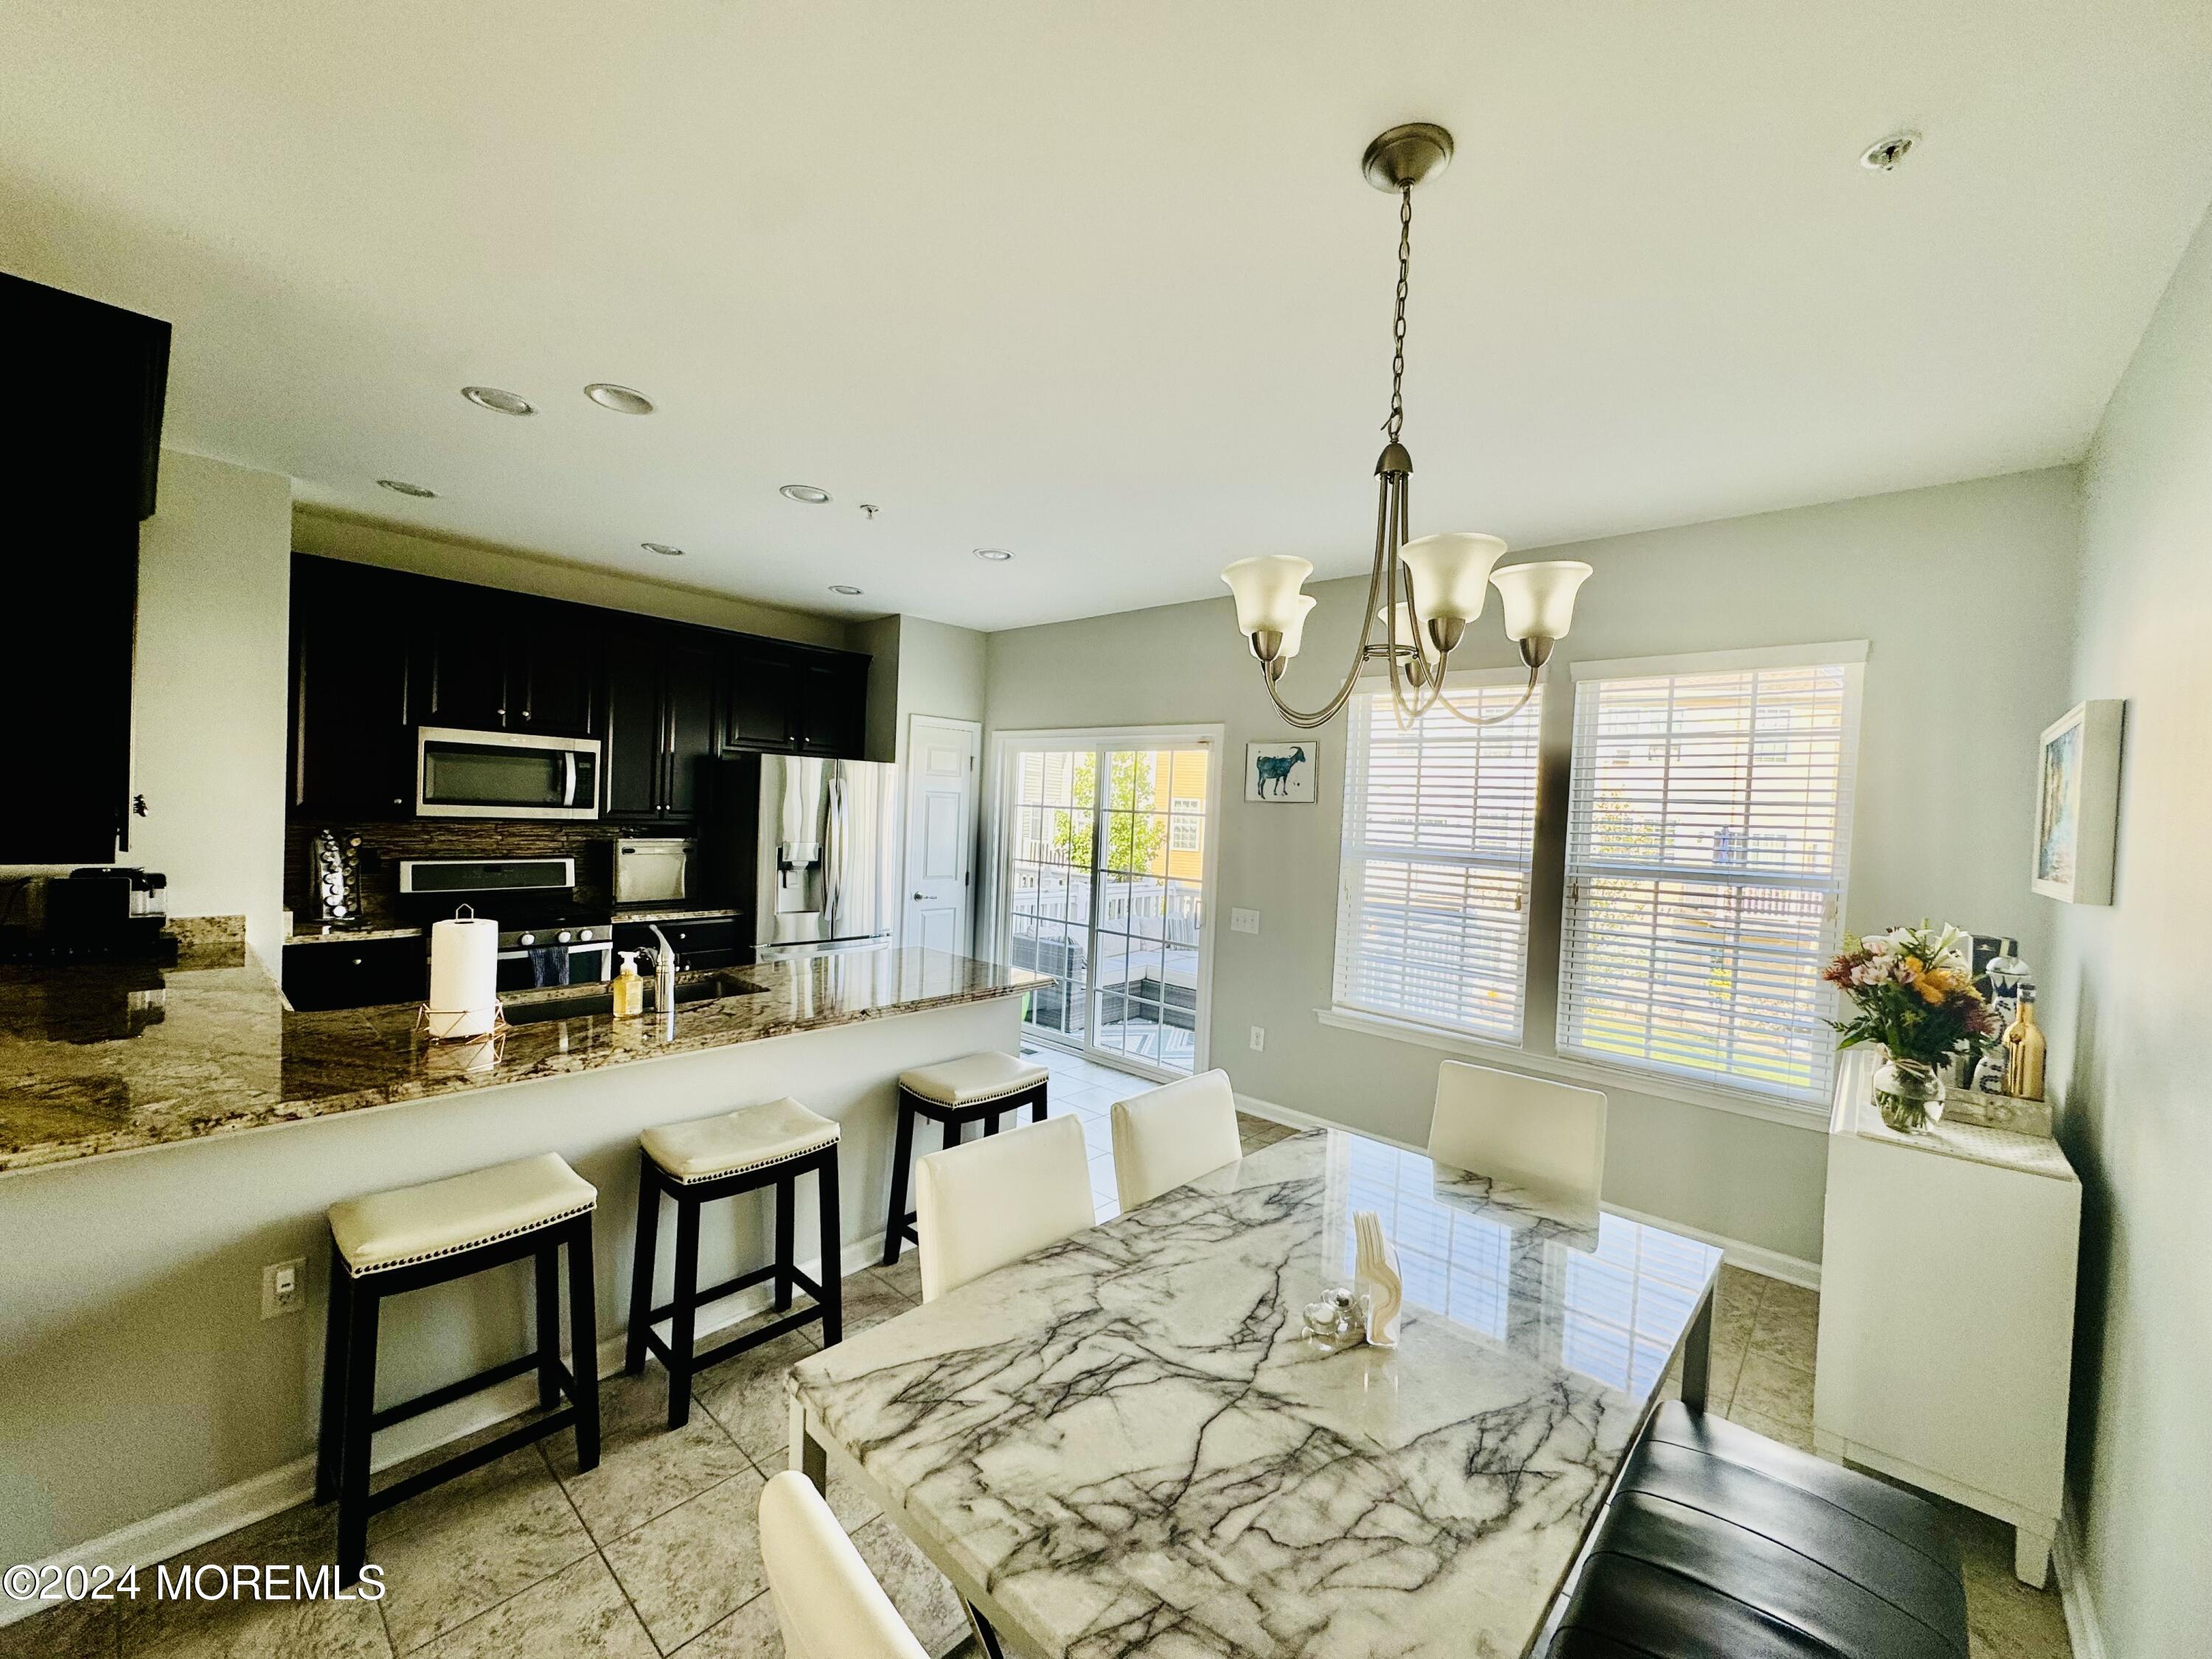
[787,1127,1724,1659]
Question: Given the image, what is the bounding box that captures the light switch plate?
[1230,908,1262,935]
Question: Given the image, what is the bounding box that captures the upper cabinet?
[1,274,170,864]
[290,558,418,818]
[723,639,868,759]
[288,556,869,823]
[604,622,721,822]
[417,592,600,737]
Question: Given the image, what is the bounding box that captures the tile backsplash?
[284,820,628,929]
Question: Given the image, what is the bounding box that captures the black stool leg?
[667,1194,700,1430]
[773,1173,796,1312]
[1032,1083,1048,1124]
[625,1152,659,1377]
[984,1109,1003,1136]
[818,1147,843,1347]
[883,1093,917,1265]
[336,1276,380,1587]
[566,1215,600,1470]
[315,1242,350,1506]
[534,1242,562,1411]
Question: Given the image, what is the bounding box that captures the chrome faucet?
[647,925,679,1012]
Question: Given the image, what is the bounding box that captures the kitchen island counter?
[0,949,1043,1176]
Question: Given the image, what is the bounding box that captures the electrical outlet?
[262,1257,306,1321]
[1230,908,1261,935]
[1249,1025,1266,1052]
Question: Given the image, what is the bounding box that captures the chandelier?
[1220,123,1593,731]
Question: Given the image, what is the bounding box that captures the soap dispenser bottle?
[611,951,645,1018]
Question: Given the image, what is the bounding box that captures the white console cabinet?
[1814,1050,2080,1586]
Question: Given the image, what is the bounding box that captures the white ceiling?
[4,1,2209,632]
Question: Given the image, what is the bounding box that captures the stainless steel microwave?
[415,727,602,820]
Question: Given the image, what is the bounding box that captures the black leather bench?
[1553,1404,1969,1659]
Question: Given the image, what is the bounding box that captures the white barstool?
[881,1051,1049,1266]
[627,1097,842,1430]
[1110,1068,1242,1211]
[316,1152,600,1586]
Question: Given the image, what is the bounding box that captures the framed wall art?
[1246,741,1318,803]
[2032,699,2124,904]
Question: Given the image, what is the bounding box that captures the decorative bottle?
[2003,987,2047,1101]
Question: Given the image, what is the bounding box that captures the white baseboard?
[0,1228,894,1630]
[1233,1092,1822,1290]
[2053,1500,2109,1659]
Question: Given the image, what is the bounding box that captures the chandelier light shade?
[1400,532,1507,632]
[1490,560,1594,658]
[1377,602,1441,669]
[1220,123,1595,730]
[1220,554,1315,652]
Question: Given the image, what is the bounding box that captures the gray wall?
[984,469,2081,1263]
[2045,200,2212,1659]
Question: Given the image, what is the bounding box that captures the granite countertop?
[609,905,742,925]
[285,925,428,945]
[0,949,1045,1176]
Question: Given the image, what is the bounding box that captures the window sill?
[1311,1007,1829,1134]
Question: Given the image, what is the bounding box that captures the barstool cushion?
[330,1152,597,1276]
[643,1097,840,1186]
[899,1051,1048,1107]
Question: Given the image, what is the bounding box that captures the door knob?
[913,891,927,900]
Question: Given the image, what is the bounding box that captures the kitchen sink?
[501,972,772,1026]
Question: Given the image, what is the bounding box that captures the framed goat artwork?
[1246,741,1318,803]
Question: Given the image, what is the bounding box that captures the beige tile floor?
[4,1048,2069,1658]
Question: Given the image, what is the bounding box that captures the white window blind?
[1558,650,1864,1105]
[1332,674,1544,1043]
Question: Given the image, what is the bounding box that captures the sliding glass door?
[998,731,1219,1079]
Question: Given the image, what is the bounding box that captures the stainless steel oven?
[415,726,602,821]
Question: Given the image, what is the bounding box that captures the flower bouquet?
[1823,922,1997,1132]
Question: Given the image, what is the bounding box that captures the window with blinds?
[1332,674,1545,1043]
[1557,649,1865,1105]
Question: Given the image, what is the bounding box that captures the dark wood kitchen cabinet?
[418,594,599,737]
[289,557,418,817]
[282,936,428,1011]
[2,274,170,864]
[605,623,720,821]
[723,640,868,758]
[285,555,868,826]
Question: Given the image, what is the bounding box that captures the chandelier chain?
[1385,186,1412,440]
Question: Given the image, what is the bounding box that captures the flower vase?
[1873,1054,1946,1133]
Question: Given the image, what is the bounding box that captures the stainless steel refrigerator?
[707,754,900,959]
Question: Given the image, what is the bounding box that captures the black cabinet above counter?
[288,555,869,823]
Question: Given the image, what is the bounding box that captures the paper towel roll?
[425,914,499,1040]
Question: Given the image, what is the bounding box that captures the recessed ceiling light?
[462,385,535,416]
[780,484,832,504]
[377,479,437,498]
[1859,131,1919,172]
[585,383,655,415]
[641,542,684,557]
[973,547,1015,563]
[827,584,864,596]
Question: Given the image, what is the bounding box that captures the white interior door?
[995,728,1220,1079]
[901,714,980,956]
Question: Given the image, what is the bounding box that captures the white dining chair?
[914,1113,1094,1302]
[1427,1060,1607,1210]
[758,1470,928,1659]
[1110,1068,1242,1211]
